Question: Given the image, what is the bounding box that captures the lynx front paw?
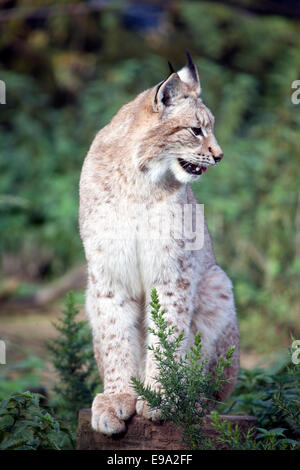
[91,393,136,435]
[136,398,162,421]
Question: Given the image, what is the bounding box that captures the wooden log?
[76,409,257,450]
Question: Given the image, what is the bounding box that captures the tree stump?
[76,409,257,450]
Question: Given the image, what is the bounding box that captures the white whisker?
[201,127,207,138]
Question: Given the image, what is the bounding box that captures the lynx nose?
[213,153,223,163]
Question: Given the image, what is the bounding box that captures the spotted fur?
[79,55,239,435]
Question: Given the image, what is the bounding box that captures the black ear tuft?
[168,61,175,74]
[186,49,193,64]
[185,49,198,83]
[154,79,166,106]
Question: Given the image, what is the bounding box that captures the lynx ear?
[153,72,184,112]
[177,50,201,95]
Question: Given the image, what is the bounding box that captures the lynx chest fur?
[79,54,240,436]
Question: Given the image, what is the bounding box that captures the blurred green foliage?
[0,355,44,401]
[0,0,299,352]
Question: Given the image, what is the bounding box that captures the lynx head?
[137,51,223,185]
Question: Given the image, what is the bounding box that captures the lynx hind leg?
[211,319,240,402]
[190,265,240,402]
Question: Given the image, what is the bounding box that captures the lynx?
[79,53,240,436]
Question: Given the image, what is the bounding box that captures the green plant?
[271,344,300,436]
[47,292,101,429]
[131,288,236,450]
[255,426,299,450]
[210,411,300,450]
[210,412,299,450]
[222,355,300,433]
[0,391,73,450]
[209,411,258,450]
[216,342,300,449]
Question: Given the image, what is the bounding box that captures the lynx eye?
[191,127,204,137]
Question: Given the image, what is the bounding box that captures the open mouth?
[178,158,207,176]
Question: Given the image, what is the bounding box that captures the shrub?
[131,289,300,450]
[47,292,101,430]
[0,391,73,450]
[215,341,300,449]
[222,352,299,432]
[131,288,236,450]
[210,411,299,450]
